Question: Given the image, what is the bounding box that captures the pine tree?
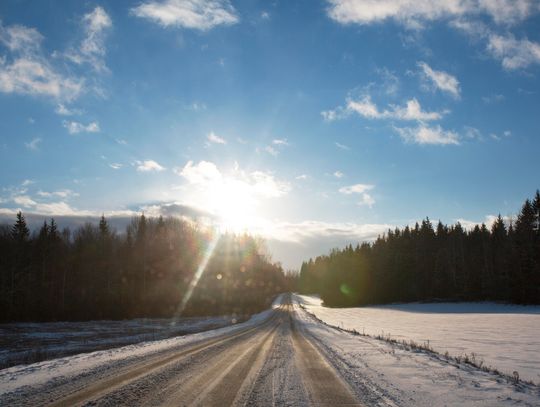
[11,211,29,242]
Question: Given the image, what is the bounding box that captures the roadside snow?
[0,315,238,369]
[292,294,540,406]
[0,295,282,396]
[296,294,540,384]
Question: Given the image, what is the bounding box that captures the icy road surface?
[0,294,538,406]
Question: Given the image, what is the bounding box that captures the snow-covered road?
[0,294,538,406]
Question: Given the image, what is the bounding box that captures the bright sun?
[210,178,258,233]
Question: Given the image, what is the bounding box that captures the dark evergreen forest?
[299,191,540,307]
[0,213,289,322]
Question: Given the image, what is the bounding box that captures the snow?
[0,297,281,396]
[296,294,540,384]
[292,294,540,406]
[0,315,240,369]
[2,293,539,406]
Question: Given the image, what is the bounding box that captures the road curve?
[6,295,364,406]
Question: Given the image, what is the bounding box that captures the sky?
[1,0,540,269]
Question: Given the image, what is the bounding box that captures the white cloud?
[334,171,344,178]
[0,21,84,101]
[321,109,342,122]
[464,126,483,140]
[62,120,100,134]
[0,54,84,101]
[176,160,291,199]
[390,98,447,120]
[176,160,221,183]
[272,138,289,146]
[187,101,207,111]
[13,195,36,207]
[0,23,42,52]
[265,145,278,156]
[487,34,540,70]
[250,171,291,198]
[335,142,350,150]
[37,189,78,198]
[345,96,381,118]
[55,103,81,116]
[131,0,239,31]
[206,131,226,145]
[24,137,41,150]
[326,95,445,121]
[109,163,122,169]
[339,183,376,207]
[482,93,504,103]
[21,179,34,186]
[65,7,112,73]
[359,192,376,207]
[296,174,308,180]
[395,124,460,145]
[418,61,461,98]
[339,183,374,194]
[326,0,538,27]
[137,160,165,172]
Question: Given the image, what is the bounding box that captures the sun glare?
[212,179,257,233]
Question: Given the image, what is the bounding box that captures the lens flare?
[171,231,220,323]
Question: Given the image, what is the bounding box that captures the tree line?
[299,190,540,307]
[0,213,290,322]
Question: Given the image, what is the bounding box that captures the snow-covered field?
[293,295,540,406]
[296,294,540,384]
[1,294,538,406]
[0,297,281,397]
[0,315,241,369]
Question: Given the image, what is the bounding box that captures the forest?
[0,214,290,322]
[299,190,540,307]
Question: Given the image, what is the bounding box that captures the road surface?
[7,295,364,406]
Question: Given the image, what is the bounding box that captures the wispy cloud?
[296,174,308,180]
[131,0,239,31]
[13,195,36,207]
[265,145,278,156]
[324,95,446,122]
[395,124,460,145]
[339,183,375,207]
[37,189,79,198]
[272,138,289,146]
[0,21,84,101]
[482,93,505,104]
[109,163,122,169]
[24,137,41,150]
[333,171,344,178]
[487,34,540,70]
[62,120,100,134]
[335,142,350,150]
[418,61,460,98]
[326,0,538,28]
[206,131,226,145]
[55,103,82,116]
[64,7,112,73]
[136,160,165,172]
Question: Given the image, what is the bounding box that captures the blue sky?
[1,0,539,269]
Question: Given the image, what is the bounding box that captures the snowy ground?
[0,297,281,397]
[0,294,538,406]
[293,294,540,406]
[0,315,243,369]
[296,294,540,384]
